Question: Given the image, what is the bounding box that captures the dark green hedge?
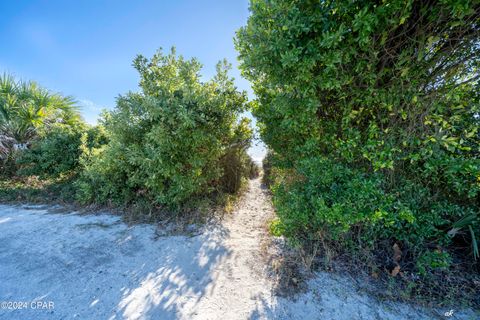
[237,0,480,276]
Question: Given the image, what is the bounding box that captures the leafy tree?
[78,49,253,209]
[236,0,480,273]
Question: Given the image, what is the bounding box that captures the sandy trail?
[0,178,475,319]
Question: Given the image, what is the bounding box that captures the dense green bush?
[261,150,277,187]
[77,49,253,210]
[16,124,107,178]
[247,157,260,179]
[16,124,83,178]
[236,0,480,279]
[219,118,259,193]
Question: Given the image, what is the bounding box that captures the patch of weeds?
[305,241,480,310]
[0,175,77,204]
[261,231,310,298]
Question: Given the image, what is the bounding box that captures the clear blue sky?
[0,0,266,161]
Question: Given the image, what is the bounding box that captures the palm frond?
[0,73,82,145]
[468,225,479,261]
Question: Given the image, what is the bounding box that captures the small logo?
[444,309,454,317]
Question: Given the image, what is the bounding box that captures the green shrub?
[219,118,260,192]
[83,125,109,152]
[219,148,250,193]
[16,124,83,178]
[268,155,478,254]
[236,0,480,288]
[77,48,253,210]
[416,250,452,276]
[16,124,107,178]
[262,150,277,187]
[247,158,260,179]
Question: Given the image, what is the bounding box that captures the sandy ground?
[0,177,477,320]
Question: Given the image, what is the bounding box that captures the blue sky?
[0,0,265,161]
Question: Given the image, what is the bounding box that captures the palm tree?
[0,73,80,163]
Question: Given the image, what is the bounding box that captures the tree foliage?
[78,49,253,209]
[236,0,480,272]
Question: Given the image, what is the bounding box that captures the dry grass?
[297,238,480,310]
